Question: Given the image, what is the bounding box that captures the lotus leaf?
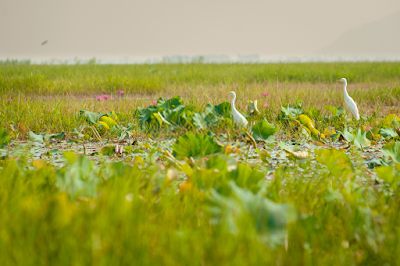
[252,120,278,142]
[172,132,223,160]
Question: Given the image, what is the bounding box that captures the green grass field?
[1,62,400,265]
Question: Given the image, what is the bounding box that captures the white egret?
[229,91,248,127]
[338,78,360,120]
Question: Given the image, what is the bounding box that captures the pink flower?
[117,90,125,95]
[6,98,13,102]
[103,94,111,100]
[96,96,102,101]
[262,92,269,97]
[152,100,157,105]
[264,103,270,108]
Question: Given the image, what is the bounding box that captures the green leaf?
[280,102,304,119]
[324,105,337,116]
[214,102,231,118]
[226,164,265,193]
[382,142,400,163]
[63,151,78,165]
[324,106,344,117]
[380,128,399,139]
[315,149,353,177]
[138,106,157,123]
[248,100,260,115]
[44,132,65,141]
[353,128,371,149]
[71,127,85,138]
[336,107,345,116]
[304,108,320,118]
[79,110,102,124]
[376,165,400,190]
[252,120,278,141]
[157,95,184,110]
[153,112,172,126]
[192,113,207,130]
[206,154,238,172]
[172,132,223,160]
[55,155,100,199]
[0,128,10,148]
[29,131,44,142]
[342,127,355,142]
[208,182,297,245]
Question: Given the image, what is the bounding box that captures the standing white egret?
[229,91,248,127]
[338,78,360,120]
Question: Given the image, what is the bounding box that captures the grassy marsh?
[1,62,400,265]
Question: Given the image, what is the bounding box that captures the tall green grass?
[1,63,400,95]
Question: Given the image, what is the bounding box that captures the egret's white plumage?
[229,91,248,127]
[338,78,360,120]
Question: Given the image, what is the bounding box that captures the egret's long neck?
[231,96,237,111]
[342,81,349,97]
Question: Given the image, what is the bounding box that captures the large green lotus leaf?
[315,149,353,177]
[214,102,231,118]
[172,132,223,160]
[181,109,195,127]
[353,128,371,149]
[252,120,278,141]
[192,113,207,130]
[157,95,184,110]
[382,142,400,163]
[79,110,102,124]
[380,128,399,139]
[138,106,157,123]
[0,128,10,148]
[204,112,219,127]
[161,105,186,124]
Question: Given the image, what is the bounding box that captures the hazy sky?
[1,0,400,60]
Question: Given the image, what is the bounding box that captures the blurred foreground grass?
[1,150,399,265]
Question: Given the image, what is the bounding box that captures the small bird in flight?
[41,40,48,46]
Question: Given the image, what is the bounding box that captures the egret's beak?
[336,80,341,82]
